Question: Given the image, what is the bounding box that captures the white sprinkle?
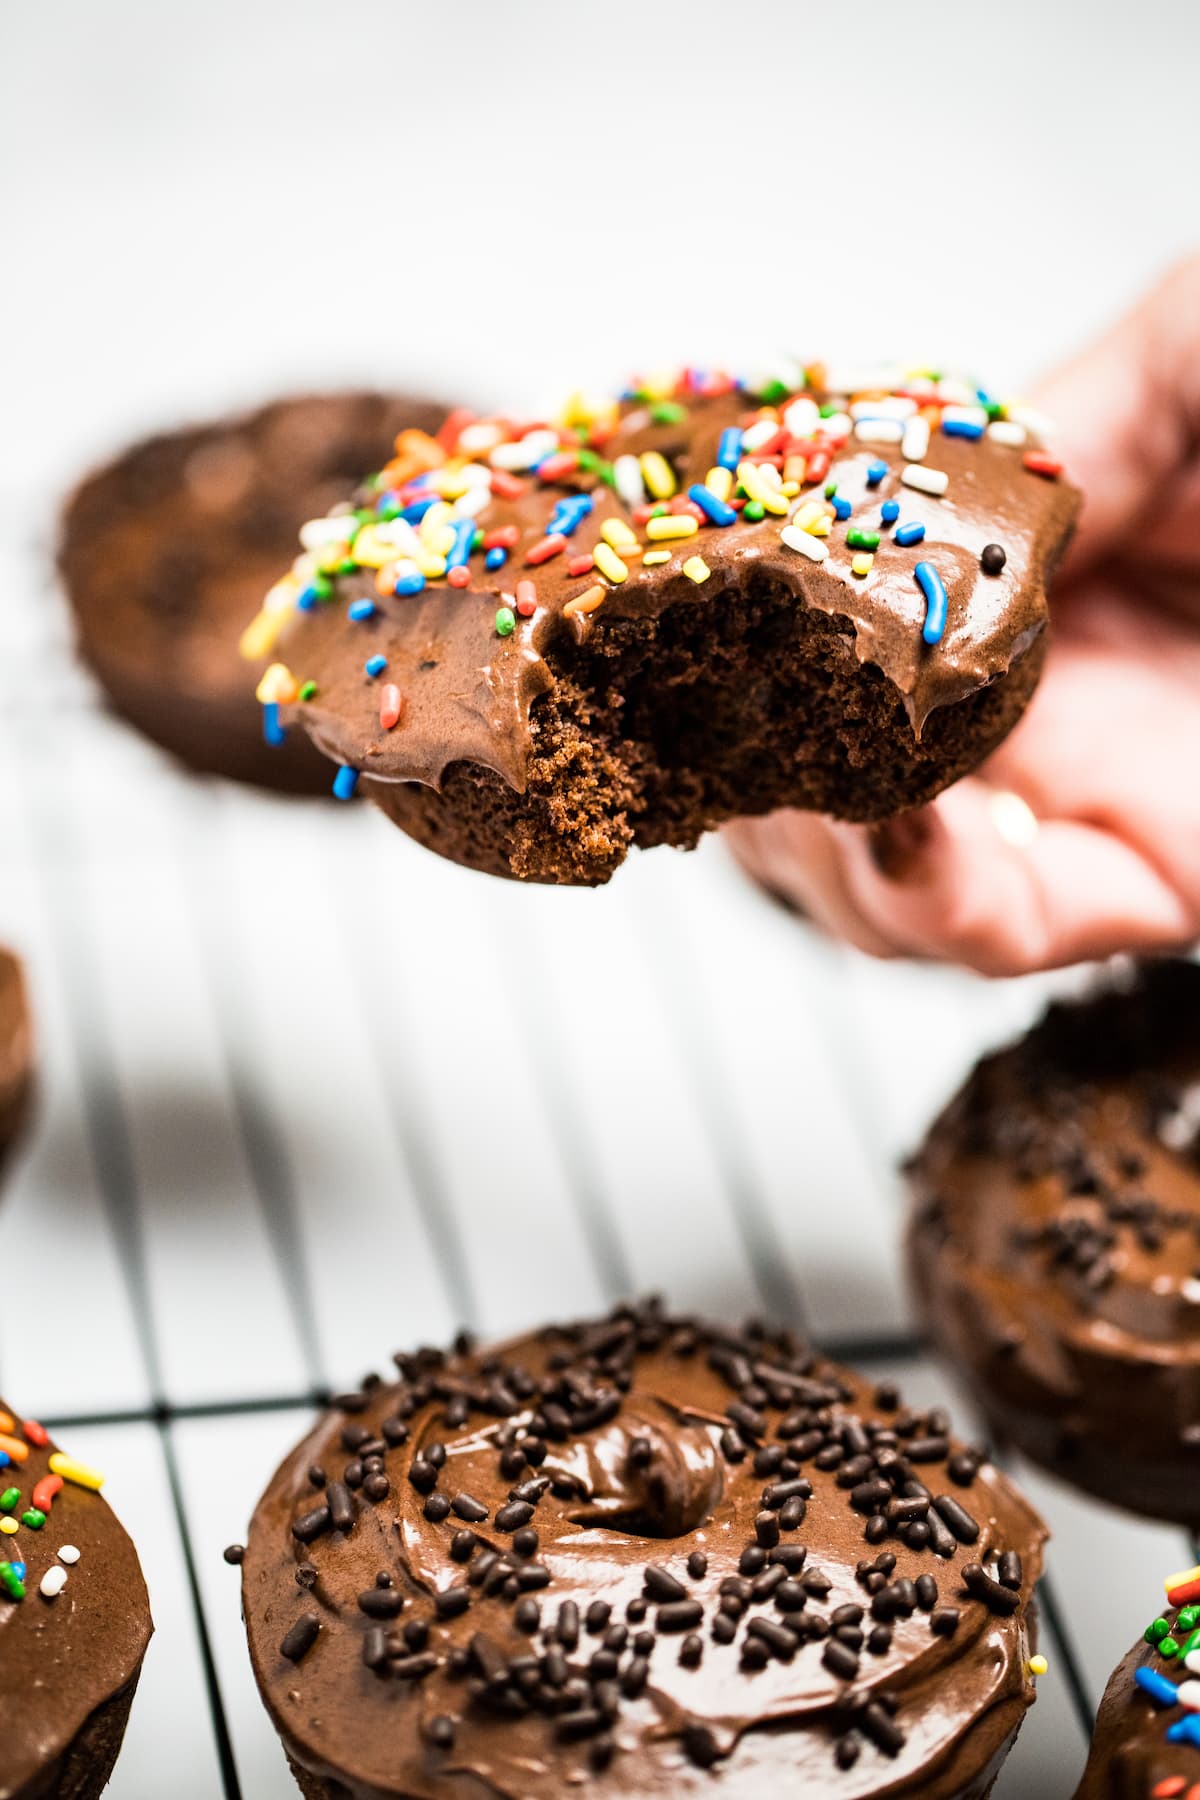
[850,397,917,421]
[456,421,504,456]
[1186,1648,1200,1676]
[448,485,491,520]
[901,463,949,497]
[740,418,780,452]
[371,518,421,554]
[298,516,353,551]
[902,416,931,462]
[613,453,646,510]
[941,404,989,431]
[780,525,829,562]
[782,397,820,438]
[987,420,1028,447]
[745,358,804,397]
[853,419,904,444]
[58,1544,81,1565]
[935,377,978,406]
[40,1566,69,1599]
[820,411,853,443]
[824,363,905,397]
[1009,404,1057,437]
[1179,1678,1200,1711]
[489,427,559,473]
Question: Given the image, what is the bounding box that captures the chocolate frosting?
[0,1401,152,1797]
[1074,1605,1200,1798]
[258,375,1077,804]
[0,951,33,1181]
[243,1301,1046,1798]
[908,959,1200,1523]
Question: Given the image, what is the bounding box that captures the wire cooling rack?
[0,486,1189,1800]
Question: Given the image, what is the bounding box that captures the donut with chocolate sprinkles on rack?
[240,1299,1047,1798]
[245,366,1078,882]
[0,950,33,1190]
[908,959,1200,1528]
[59,389,448,793]
[0,1399,153,1799]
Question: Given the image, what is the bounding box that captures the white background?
[2,3,1199,1796]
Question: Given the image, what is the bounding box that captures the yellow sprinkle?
[349,525,401,569]
[562,583,607,619]
[239,609,285,663]
[0,1517,17,1536]
[419,524,457,558]
[600,517,639,551]
[706,466,734,502]
[1027,1655,1048,1678]
[736,460,789,515]
[640,451,676,500]
[783,455,807,484]
[781,481,800,497]
[683,556,711,584]
[642,549,671,565]
[255,662,299,705]
[851,552,874,577]
[48,1453,104,1492]
[645,514,698,542]
[640,369,678,401]
[808,516,831,538]
[593,542,629,584]
[427,468,471,500]
[414,552,448,580]
[792,501,825,532]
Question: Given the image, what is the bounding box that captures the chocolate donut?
[908,958,1200,1526]
[240,1300,1047,1798]
[0,951,33,1185]
[59,390,448,792]
[244,369,1078,882]
[1073,1564,1200,1797]
[0,1401,153,1798]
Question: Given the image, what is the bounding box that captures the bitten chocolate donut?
[0,1402,153,1799]
[0,951,33,1185]
[244,367,1078,882]
[1073,1561,1200,1798]
[59,390,447,792]
[239,1299,1047,1798]
[908,959,1200,1526]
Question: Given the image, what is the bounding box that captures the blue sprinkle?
[11,1562,24,1581]
[400,495,439,524]
[717,426,743,471]
[332,766,360,802]
[865,460,888,488]
[1168,1715,1200,1747]
[831,495,852,521]
[943,418,985,439]
[688,483,737,527]
[485,545,507,571]
[348,598,377,622]
[262,702,286,747]
[914,560,949,646]
[881,499,900,524]
[0,1453,9,1469]
[1134,1666,1180,1709]
[445,519,475,570]
[894,521,926,547]
[546,494,593,538]
[296,584,321,612]
[394,569,426,597]
[365,654,388,679]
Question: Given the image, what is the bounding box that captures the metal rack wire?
[0,494,1186,1799]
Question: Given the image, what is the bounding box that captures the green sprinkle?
[743,501,765,522]
[1180,1627,1200,1659]
[1180,1606,1200,1632]
[824,482,838,499]
[1160,1635,1181,1659]
[818,402,838,418]
[336,558,358,576]
[20,1509,44,1531]
[299,681,318,702]
[648,503,669,518]
[758,378,789,405]
[1147,1617,1171,1643]
[495,607,516,637]
[0,1563,25,1601]
[376,500,402,522]
[471,528,484,551]
[847,528,881,551]
[353,507,375,526]
[650,401,687,425]
[0,1489,18,1514]
[985,401,1006,422]
[312,575,334,601]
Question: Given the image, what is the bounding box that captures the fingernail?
[868,809,938,881]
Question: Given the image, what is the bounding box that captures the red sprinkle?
[483,525,519,551]
[515,581,538,618]
[435,407,475,452]
[379,684,403,731]
[447,565,470,588]
[23,1420,48,1448]
[668,497,706,522]
[1167,1577,1200,1609]
[489,471,525,500]
[632,503,660,525]
[525,533,567,566]
[1153,1782,1186,1799]
[567,554,595,577]
[1023,451,1063,478]
[32,1474,62,1513]
[804,452,831,484]
[535,451,579,483]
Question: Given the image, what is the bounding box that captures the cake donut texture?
[59,391,447,793]
[1073,1562,1200,1797]
[908,959,1200,1525]
[245,367,1078,882]
[241,1300,1047,1798]
[0,951,33,1183]
[0,1402,152,1799]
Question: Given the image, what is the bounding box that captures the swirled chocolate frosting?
[0,1402,152,1797]
[908,958,1200,1525]
[1074,1585,1200,1798]
[242,1300,1046,1798]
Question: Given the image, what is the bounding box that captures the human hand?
[726,257,1200,976]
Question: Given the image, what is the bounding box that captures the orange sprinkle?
[562,583,606,620]
[0,1434,29,1465]
[515,581,538,618]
